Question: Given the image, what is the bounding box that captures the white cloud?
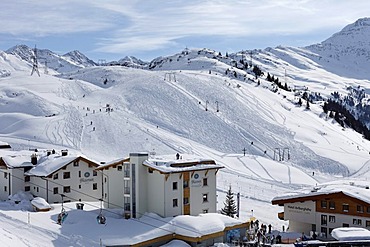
[1,0,370,54]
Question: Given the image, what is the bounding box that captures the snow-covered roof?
[143,154,224,173]
[272,180,370,205]
[331,227,370,241]
[25,153,99,177]
[31,197,51,210]
[103,212,247,246]
[95,157,129,170]
[0,140,11,149]
[0,149,35,168]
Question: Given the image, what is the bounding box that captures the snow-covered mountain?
[1,18,370,246]
[6,45,96,74]
[107,55,148,68]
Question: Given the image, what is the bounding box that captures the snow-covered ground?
[1,19,370,245]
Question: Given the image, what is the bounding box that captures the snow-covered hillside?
[1,18,370,246]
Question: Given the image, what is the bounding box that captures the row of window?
[52,171,97,180]
[53,183,98,194]
[172,178,208,190]
[321,214,370,227]
[321,200,370,213]
[172,193,209,207]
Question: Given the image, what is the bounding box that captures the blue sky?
[1,0,369,62]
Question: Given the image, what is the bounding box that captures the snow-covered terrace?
[143,154,224,173]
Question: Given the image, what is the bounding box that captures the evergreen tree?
[220,186,237,218]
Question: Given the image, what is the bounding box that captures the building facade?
[272,182,370,239]
[97,153,223,219]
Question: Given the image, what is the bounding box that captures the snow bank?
[31,197,51,211]
[331,227,370,241]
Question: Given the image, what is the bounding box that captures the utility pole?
[30,45,40,77]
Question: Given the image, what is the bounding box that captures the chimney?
[47,150,51,156]
[52,149,56,154]
[31,154,37,165]
[61,149,68,156]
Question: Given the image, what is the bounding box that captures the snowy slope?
[1,18,370,246]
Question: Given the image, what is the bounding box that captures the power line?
[0,169,205,237]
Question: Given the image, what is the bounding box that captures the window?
[36,187,39,192]
[4,173,7,179]
[184,197,189,205]
[353,219,362,225]
[53,187,58,194]
[367,207,370,214]
[63,186,71,193]
[63,172,70,179]
[148,168,153,173]
[25,186,30,191]
[203,209,209,213]
[124,180,130,194]
[124,164,130,177]
[79,185,81,189]
[93,183,97,190]
[342,204,349,212]
[343,223,349,227]
[203,178,208,186]
[93,170,97,176]
[321,227,327,238]
[173,182,178,190]
[78,171,81,178]
[329,201,335,209]
[321,200,327,208]
[366,221,370,227]
[173,199,178,207]
[329,216,335,223]
[73,161,79,167]
[203,193,208,203]
[357,205,364,213]
[117,166,122,171]
[53,173,58,180]
[124,197,130,211]
[4,186,7,192]
[183,180,189,188]
[321,215,327,226]
[24,176,30,182]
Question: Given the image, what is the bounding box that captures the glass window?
[124,197,130,211]
[93,183,97,190]
[342,204,349,212]
[124,164,130,177]
[117,166,122,171]
[173,182,178,190]
[203,193,208,203]
[63,186,71,193]
[93,170,97,176]
[183,180,189,188]
[63,172,70,179]
[357,205,364,213]
[25,176,30,182]
[4,173,7,179]
[53,173,58,180]
[184,197,189,205]
[73,161,79,167]
[173,199,178,207]
[358,219,362,225]
[366,221,370,227]
[203,178,208,186]
[321,200,327,208]
[329,201,335,209]
[25,186,30,191]
[321,215,327,225]
[4,186,7,192]
[367,207,370,214]
[321,227,327,238]
[329,215,335,223]
[78,171,81,178]
[53,187,58,194]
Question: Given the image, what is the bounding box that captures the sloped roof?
[272,180,370,205]
[26,154,99,177]
[95,157,130,170]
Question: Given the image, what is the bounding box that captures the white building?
[272,180,370,239]
[97,153,224,219]
[0,150,34,201]
[25,150,102,203]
